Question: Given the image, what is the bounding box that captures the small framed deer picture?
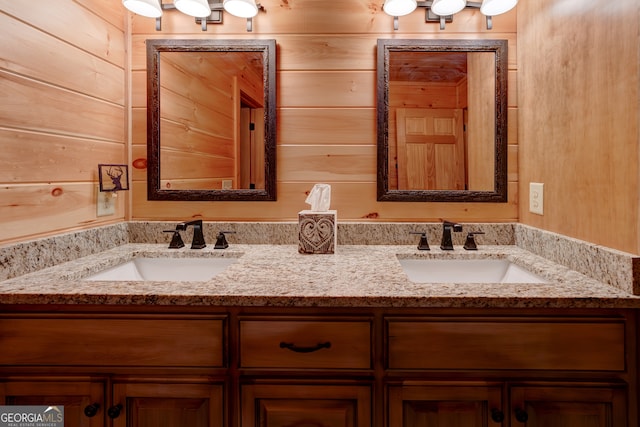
[98,164,130,192]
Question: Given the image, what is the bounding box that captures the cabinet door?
[111,382,224,427]
[0,380,104,427]
[241,384,371,427]
[388,384,504,427]
[510,385,627,427]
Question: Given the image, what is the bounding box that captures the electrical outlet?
[529,182,544,215]
[97,187,116,217]
[222,179,233,190]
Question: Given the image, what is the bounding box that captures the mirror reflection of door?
[388,51,495,191]
[159,51,265,191]
[396,108,465,190]
[239,104,265,190]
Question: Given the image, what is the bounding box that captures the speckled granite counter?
[2,243,639,309]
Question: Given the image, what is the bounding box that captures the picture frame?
[98,164,129,192]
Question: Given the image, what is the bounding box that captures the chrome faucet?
[440,220,462,250]
[176,219,206,249]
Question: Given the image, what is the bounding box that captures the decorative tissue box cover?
[298,210,337,254]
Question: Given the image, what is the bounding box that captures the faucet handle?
[409,231,430,251]
[443,220,463,232]
[463,232,485,251]
[163,230,185,249]
[215,231,236,249]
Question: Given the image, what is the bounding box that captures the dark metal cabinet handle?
[279,341,331,353]
[514,407,529,423]
[83,403,100,418]
[107,403,123,419]
[491,408,504,423]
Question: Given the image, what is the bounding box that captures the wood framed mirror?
[377,39,508,202]
[147,39,276,201]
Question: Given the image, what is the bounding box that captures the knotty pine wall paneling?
[130,0,518,223]
[0,0,127,244]
[517,0,640,254]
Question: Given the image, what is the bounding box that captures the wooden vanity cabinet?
[0,307,636,427]
[112,382,224,427]
[509,385,628,427]
[241,383,371,427]
[0,379,224,427]
[0,313,227,427]
[238,317,374,427]
[0,379,105,427]
[387,383,504,426]
[387,382,627,427]
[385,314,632,427]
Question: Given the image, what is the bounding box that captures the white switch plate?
[529,182,544,215]
[97,187,116,217]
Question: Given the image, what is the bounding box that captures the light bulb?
[122,0,163,18]
[431,0,467,16]
[174,0,211,18]
[223,0,259,18]
[480,0,518,16]
[382,0,417,17]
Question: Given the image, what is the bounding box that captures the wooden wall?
[5,1,637,255]
[159,52,238,190]
[130,1,519,223]
[0,0,127,244]
[517,0,640,254]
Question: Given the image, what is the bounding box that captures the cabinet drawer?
[387,318,625,371]
[240,320,371,369]
[0,316,225,368]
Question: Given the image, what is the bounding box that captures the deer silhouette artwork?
[106,165,125,191]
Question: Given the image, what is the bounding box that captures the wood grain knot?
[132,158,147,169]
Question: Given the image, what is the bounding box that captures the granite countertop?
[1,244,639,309]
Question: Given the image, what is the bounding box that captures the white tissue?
[305,184,331,212]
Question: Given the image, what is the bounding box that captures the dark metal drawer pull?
[279,341,331,353]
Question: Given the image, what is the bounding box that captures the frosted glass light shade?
[174,0,211,17]
[480,0,518,15]
[122,0,163,18]
[431,0,467,16]
[223,0,259,18]
[382,0,417,17]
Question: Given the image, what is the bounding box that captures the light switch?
[97,187,116,217]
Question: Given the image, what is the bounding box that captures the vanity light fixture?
[122,0,263,32]
[383,0,517,30]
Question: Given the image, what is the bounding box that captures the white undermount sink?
[84,257,238,282]
[398,258,548,284]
